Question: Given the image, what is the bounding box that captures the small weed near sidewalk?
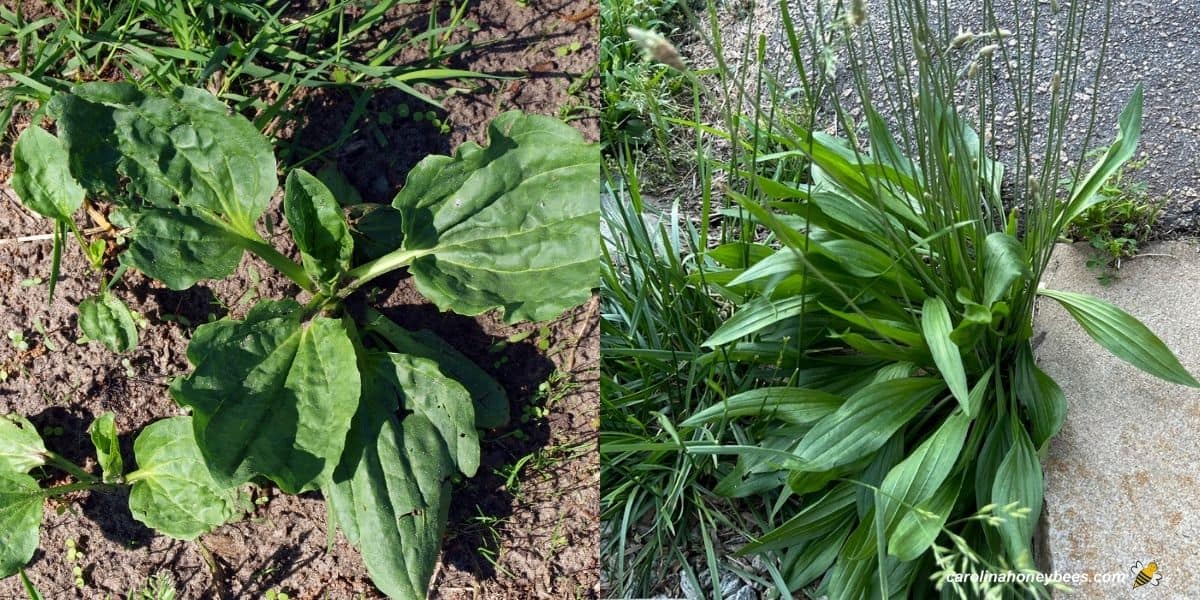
[1063,152,1165,284]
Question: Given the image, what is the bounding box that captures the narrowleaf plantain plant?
[675,0,1197,597]
[1,83,599,598]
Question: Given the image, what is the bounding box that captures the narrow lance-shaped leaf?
[982,232,1031,306]
[681,387,844,427]
[388,111,600,323]
[0,414,48,474]
[991,421,1044,569]
[875,411,970,560]
[921,297,973,416]
[1014,344,1067,451]
[171,301,362,493]
[78,293,139,353]
[793,378,945,472]
[704,295,818,347]
[1039,288,1199,387]
[1061,85,1144,227]
[126,416,244,540]
[88,412,123,483]
[11,125,85,222]
[740,482,857,554]
[782,518,854,590]
[284,169,353,287]
[889,474,963,561]
[0,470,43,579]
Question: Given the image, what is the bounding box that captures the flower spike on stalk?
[626,26,687,71]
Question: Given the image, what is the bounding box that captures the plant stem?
[44,451,98,485]
[238,236,317,293]
[337,248,428,299]
[42,480,116,498]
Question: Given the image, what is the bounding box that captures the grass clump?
[600,0,688,151]
[0,0,484,151]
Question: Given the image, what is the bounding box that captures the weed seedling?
[7,330,29,352]
[127,570,177,600]
[1065,152,1164,283]
[65,538,86,588]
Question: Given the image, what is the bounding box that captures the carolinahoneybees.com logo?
[1131,560,1163,589]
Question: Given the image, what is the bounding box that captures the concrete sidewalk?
[1035,241,1200,596]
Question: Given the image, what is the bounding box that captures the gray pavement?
[1035,241,1200,597]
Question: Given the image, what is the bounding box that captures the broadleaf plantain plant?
[1,83,599,598]
[675,0,1196,597]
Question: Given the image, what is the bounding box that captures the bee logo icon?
[1130,560,1162,588]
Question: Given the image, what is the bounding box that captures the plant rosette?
[3,83,600,599]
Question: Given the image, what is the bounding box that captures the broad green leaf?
[324,353,462,600]
[71,83,276,233]
[876,411,970,559]
[0,470,43,579]
[78,292,139,353]
[1061,85,1144,227]
[11,125,84,222]
[348,203,405,261]
[316,163,363,207]
[793,378,944,472]
[1039,288,1199,387]
[921,297,972,416]
[363,308,508,428]
[379,353,478,476]
[284,169,353,287]
[45,93,123,196]
[681,387,844,426]
[704,295,817,347]
[740,482,857,554]
[171,301,361,493]
[0,415,47,474]
[126,416,243,540]
[122,205,245,290]
[991,423,1043,569]
[1014,344,1067,450]
[889,474,962,561]
[390,111,600,323]
[88,412,123,483]
[981,232,1031,306]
